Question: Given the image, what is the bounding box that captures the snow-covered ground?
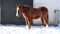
[0,24,60,34]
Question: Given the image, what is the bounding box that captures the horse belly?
[30,14,40,19]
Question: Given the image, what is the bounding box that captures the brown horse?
[16,4,49,29]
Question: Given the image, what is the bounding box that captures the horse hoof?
[46,25,48,28]
[25,25,30,30]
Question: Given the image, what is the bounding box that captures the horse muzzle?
[16,14,19,17]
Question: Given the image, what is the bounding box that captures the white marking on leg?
[26,25,29,29]
[46,24,48,28]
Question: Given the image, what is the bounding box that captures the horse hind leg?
[41,16,45,26]
[45,15,49,27]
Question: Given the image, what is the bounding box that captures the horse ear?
[16,4,20,6]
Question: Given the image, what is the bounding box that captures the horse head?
[16,4,22,17]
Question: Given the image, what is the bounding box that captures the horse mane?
[24,5,31,7]
[16,4,48,12]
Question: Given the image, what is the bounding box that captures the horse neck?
[20,6,26,14]
[21,6,30,12]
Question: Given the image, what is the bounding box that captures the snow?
[0,25,60,34]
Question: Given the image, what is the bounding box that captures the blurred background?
[0,0,1,24]
[1,0,60,26]
[1,0,33,25]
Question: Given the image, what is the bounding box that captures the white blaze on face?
[16,7,19,17]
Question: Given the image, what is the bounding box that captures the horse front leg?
[27,18,31,29]
[24,18,28,25]
[24,18,29,29]
[25,18,31,29]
